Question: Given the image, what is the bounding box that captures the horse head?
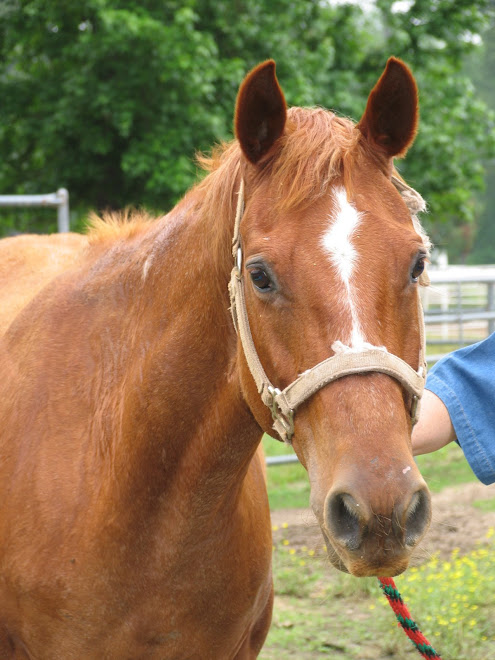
[232,58,431,577]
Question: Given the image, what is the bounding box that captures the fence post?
[0,190,70,232]
[56,188,70,233]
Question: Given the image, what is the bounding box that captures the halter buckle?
[410,394,419,425]
[267,386,294,442]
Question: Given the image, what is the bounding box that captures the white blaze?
[321,187,366,348]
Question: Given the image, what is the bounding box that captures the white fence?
[0,189,70,233]
[424,265,495,361]
[266,265,495,466]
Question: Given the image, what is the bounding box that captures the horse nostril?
[326,492,362,551]
[404,488,431,547]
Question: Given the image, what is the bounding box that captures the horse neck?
[110,185,263,512]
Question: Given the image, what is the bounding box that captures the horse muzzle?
[321,480,432,577]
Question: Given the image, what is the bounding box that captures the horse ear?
[357,57,418,159]
[235,60,287,164]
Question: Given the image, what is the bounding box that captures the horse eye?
[249,268,272,292]
[411,257,425,282]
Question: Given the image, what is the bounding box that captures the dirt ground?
[271,481,495,561]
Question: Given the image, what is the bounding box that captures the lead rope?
[378,577,442,659]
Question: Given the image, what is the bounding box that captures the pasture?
[262,439,495,659]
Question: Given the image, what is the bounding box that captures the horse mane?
[85,108,357,248]
[85,106,426,262]
[86,209,157,245]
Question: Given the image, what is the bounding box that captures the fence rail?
[423,266,495,345]
[0,189,70,233]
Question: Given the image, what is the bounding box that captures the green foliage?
[393,544,495,659]
[0,1,494,242]
[466,23,495,265]
[372,1,495,257]
[473,497,495,512]
[0,0,223,226]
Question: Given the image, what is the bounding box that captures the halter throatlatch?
[229,178,428,444]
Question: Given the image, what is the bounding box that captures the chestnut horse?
[0,58,432,658]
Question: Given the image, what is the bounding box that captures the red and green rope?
[378,577,442,659]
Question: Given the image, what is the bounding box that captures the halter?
[228,177,428,444]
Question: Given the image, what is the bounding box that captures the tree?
[0,1,224,227]
[466,22,495,264]
[0,0,494,244]
[370,0,495,260]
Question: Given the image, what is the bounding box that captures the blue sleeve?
[425,333,495,485]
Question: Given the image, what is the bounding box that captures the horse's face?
[234,59,431,577]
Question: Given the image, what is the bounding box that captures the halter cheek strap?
[229,179,428,444]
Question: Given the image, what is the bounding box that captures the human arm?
[411,334,495,485]
[411,389,456,456]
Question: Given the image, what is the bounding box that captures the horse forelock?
[193,107,360,300]
[198,107,358,216]
[270,108,358,211]
[194,106,360,289]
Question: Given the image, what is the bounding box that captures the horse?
[0,57,432,658]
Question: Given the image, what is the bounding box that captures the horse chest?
[0,484,272,659]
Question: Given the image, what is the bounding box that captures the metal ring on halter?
[410,395,419,423]
[236,246,243,273]
[267,386,294,439]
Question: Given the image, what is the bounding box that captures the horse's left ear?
[357,57,418,159]
[235,60,287,164]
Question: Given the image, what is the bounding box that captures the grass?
[263,436,307,509]
[426,341,467,358]
[392,541,495,659]
[261,528,495,659]
[416,442,478,493]
[474,498,495,512]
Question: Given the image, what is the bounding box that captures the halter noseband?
[228,178,428,444]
